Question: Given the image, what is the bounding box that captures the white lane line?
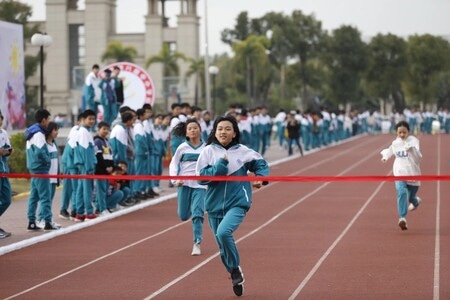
[288,178,388,299]
[3,220,188,300]
[433,135,441,300]
[4,135,381,299]
[0,194,178,257]
[144,142,383,299]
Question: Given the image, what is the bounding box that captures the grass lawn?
[10,178,30,196]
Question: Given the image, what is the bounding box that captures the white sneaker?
[98,210,110,217]
[398,218,408,230]
[191,243,201,256]
[37,220,45,229]
[408,197,422,211]
[153,186,163,194]
[38,219,62,229]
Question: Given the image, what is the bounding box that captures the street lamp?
[208,65,219,115]
[31,32,53,109]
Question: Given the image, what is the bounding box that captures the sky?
[20,0,450,55]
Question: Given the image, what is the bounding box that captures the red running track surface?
[0,133,449,299]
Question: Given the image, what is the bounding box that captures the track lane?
[0,134,448,299]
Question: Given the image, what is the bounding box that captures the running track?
[0,133,449,299]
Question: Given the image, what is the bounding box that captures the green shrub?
[8,132,27,174]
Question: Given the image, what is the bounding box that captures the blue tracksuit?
[0,129,12,217]
[25,123,51,223]
[169,141,206,244]
[74,125,97,216]
[61,125,79,213]
[133,120,149,194]
[196,142,269,273]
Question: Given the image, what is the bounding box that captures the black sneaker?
[59,209,70,220]
[230,266,245,296]
[69,210,77,220]
[147,189,158,197]
[27,222,42,232]
[43,222,60,231]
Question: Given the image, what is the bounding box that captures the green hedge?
[8,132,27,174]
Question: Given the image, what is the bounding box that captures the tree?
[145,43,187,110]
[365,34,407,113]
[232,35,270,106]
[322,25,368,109]
[185,57,205,106]
[404,34,450,108]
[145,43,186,76]
[285,10,325,106]
[101,41,138,63]
[221,11,252,46]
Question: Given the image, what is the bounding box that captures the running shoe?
[398,218,408,230]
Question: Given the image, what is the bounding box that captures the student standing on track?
[74,109,97,222]
[196,115,269,297]
[39,121,61,229]
[25,109,54,231]
[169,119,206,256]
[60,114,81,220]
[381,120,423,231]
[94,121,115,216]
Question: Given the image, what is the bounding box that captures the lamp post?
[31,32,53,109]
[208,65,219,115]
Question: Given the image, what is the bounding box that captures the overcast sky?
[21,0,450,55]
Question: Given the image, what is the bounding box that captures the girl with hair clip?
[169,118,206,256]
[195,115,269,297]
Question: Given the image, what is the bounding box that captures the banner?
[0,21,26,130]
[101,62,156,110]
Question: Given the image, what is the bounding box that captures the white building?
[26,0,200,116]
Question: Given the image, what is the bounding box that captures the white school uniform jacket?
[169,141,206,189]
[196,142,269,217]
[380,135,422,186]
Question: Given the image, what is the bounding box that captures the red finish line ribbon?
[3,173,450,182]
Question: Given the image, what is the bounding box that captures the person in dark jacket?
[94,121,115,215]
[286,111,304,156]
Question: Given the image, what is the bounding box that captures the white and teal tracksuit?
[25,124,51,223]
[143,118,155,192]
[47,140,60,205]
[0,129,12,218]
[169,141,206,244]
[74,125,97,216]
[61,125,79,214]
[110,122,133,190]
[98,77,118,125]
[196,142,269,273]
[133,120,149,194]
[380,135,422,219]
[150,124,169,189]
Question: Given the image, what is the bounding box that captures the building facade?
[26,0,200,116]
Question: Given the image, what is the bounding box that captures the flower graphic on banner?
[1,28,26,130]
[10,41,21,74]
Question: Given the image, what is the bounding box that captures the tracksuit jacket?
[196,142,269,217]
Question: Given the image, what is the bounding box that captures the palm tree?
[232,35,270,106]
[145,43,186,76]
[185,57,205,106]
[145,43,187,110]
[101,41,138,62]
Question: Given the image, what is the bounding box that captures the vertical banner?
[0,21,26,130]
